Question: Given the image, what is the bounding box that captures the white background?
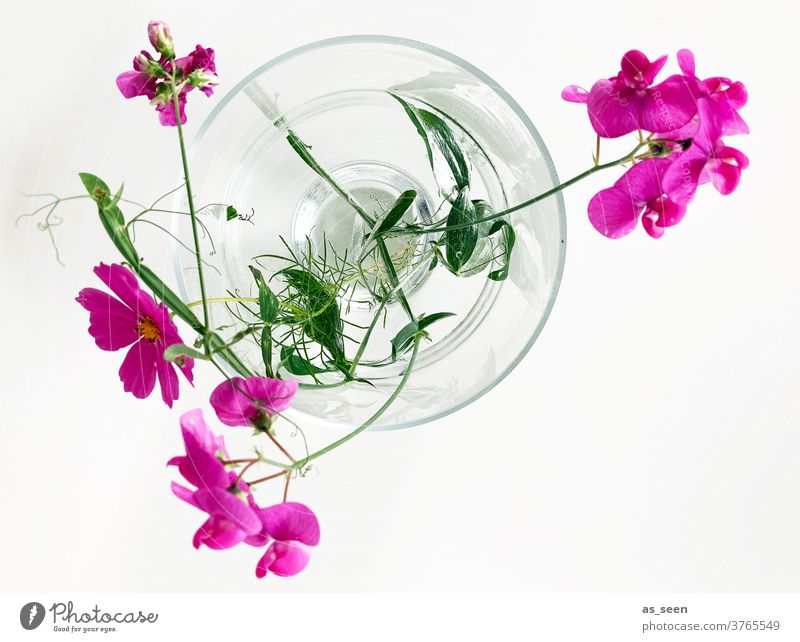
[1,0,799,594]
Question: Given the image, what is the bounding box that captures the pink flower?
[210,377,298,428]
[254,503,321,578]
[673,49,749,138]
[663,98,749,205]
[563,50,696,138]
[588,157,687,239]
[115,51,160,99]
[115,21,217,126]
[169,410,264,550]
[147,20,174,58]
[175,45,219,96]
[169,411,321,576]
[151,84,188,126]
[76,263,193,407]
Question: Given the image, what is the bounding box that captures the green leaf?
[79,172,111,203]
[444,189,478,273]
[280,268,348,370]
[78,172,253,379]
[391,312,455,360]
[487,220,516,282]
[163,343,207,365]
[390,94,470,191]
[280,346,329,376]
[248,265,279,324]
[373,190,417,237]
[226,205,238,221]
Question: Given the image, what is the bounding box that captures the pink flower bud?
[147,20,174,58]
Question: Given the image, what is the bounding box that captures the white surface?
[1,0,798,592]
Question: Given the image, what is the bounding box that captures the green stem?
[293,336,421,468]
[172,83,210,353]
[389,142,649,237]
[285,128,416,322]
[347,296,388,377]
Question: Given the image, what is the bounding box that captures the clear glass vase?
[172,35,566,430]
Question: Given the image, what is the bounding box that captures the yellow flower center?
[137,316,161,342]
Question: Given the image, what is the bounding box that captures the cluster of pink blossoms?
[77,259,318,577]
[563,49,749,238]
[169,407,319,578]
[115,20,218,126]
[77,261,318,578]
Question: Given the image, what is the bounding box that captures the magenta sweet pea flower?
[254,502,321,578]
[210,377,298,428]
[115,21,217,126]
[663,98,749,205]
[147,20,174,59]
[115,51,161,100]
[588,157,686,239]
[76,263,193,407]
[674,49,749,138]
[563,50,696,138]
[175,45,219,97]
[169,410,264,550]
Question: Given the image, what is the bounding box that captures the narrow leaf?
[373,190,417,236]
[445,189,478,273]
[163,343,207,364]
[390,311,455,360]
[390,94,470,190]
[248,265,279,324]
[487,220,516,282]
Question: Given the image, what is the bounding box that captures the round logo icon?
[20,602,46,630]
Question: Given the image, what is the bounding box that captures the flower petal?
[642,197,687,239]
[588,186,641,239]
[638,76,697,134]
[242,377,298,415]
[119,339,157,399]
[171,481,198,508]
[257,502,320,546]
[255,541,311,578]
[93,263,159,319]
[178,410,230,489]
[619,157,671,199]
[706,157,743,195]
[180,408,228,460]
[192,515,248,550]
[587,80,640,137]
[76,287,139,351]
[156,348,180,408]
[115,70,156,99]
[210,377,298,427]
[677,49,695,77]
[620,50,667,86]
[194,486,262,535]
[561,85,588,104]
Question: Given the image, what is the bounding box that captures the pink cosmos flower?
[563,50,696,138]
[169,410,264,549]
[76,263,193,407]
[210,377,298,428]
[588,157,687,239]
[254,502,321,578]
